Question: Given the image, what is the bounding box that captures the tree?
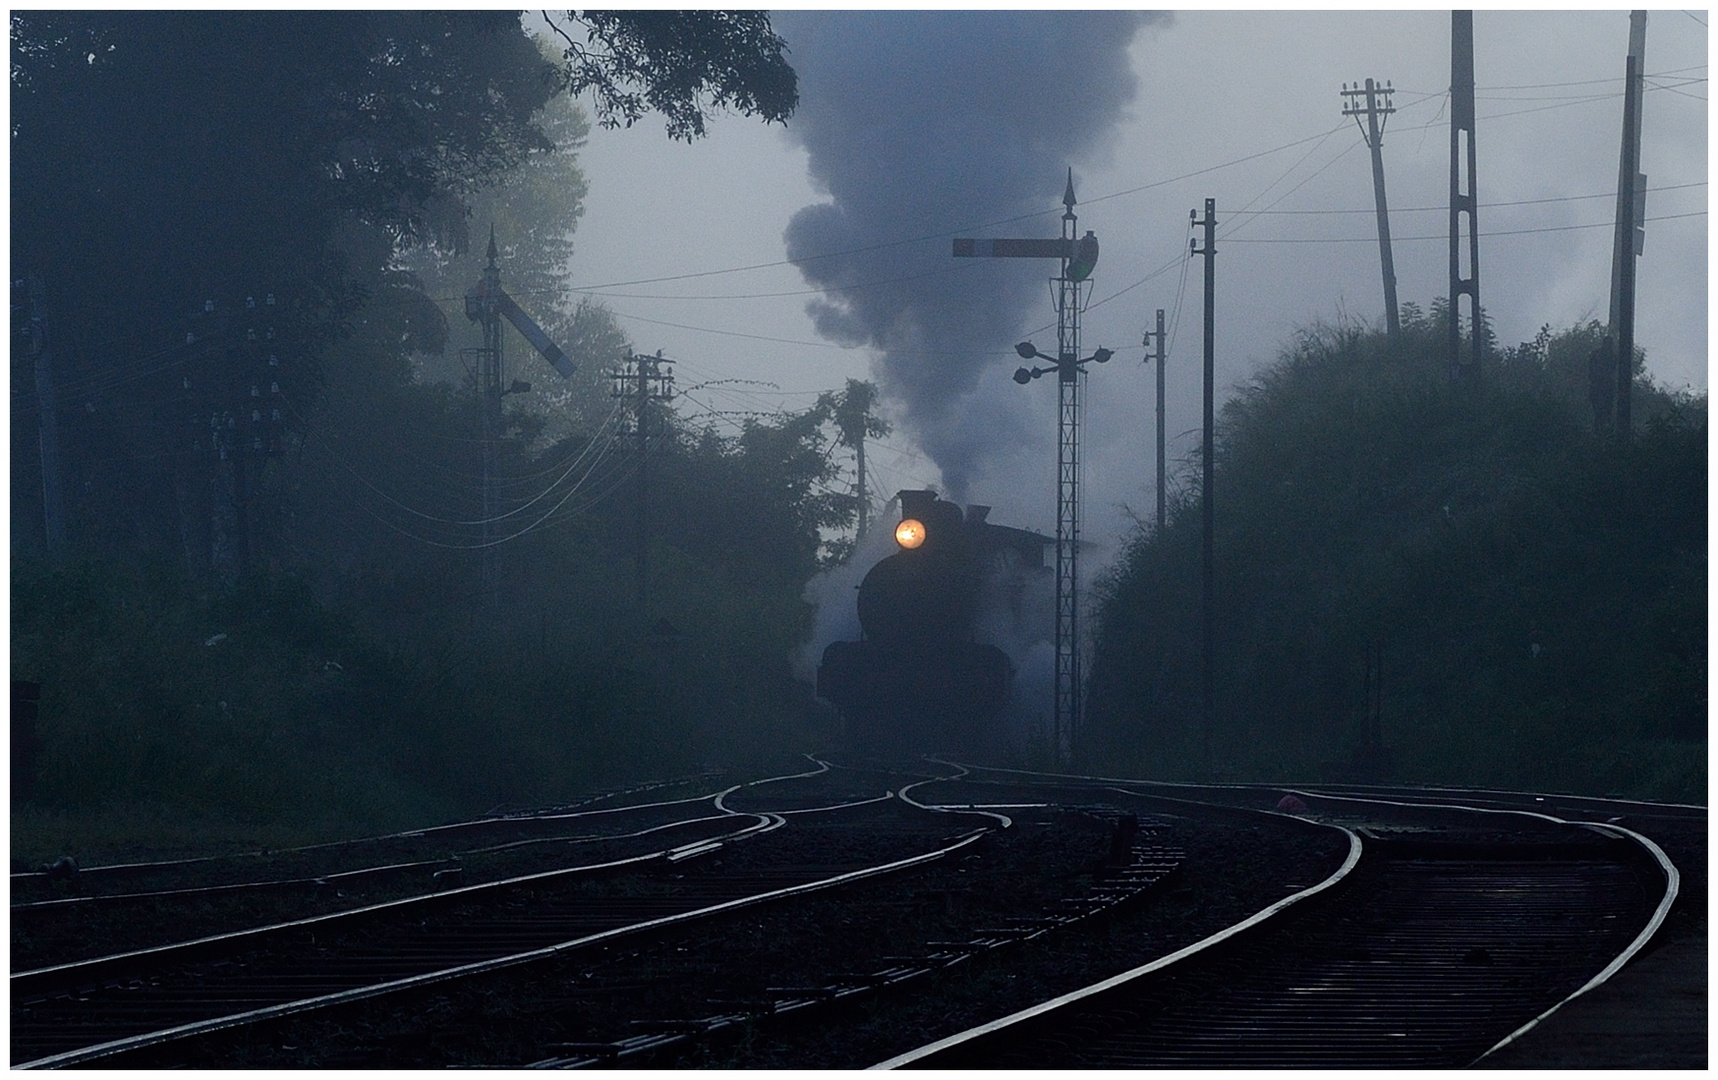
[545,11,798,141]
[814,379,890,545]
[398,72,627,446]
[1084,315,1705,800]
[10,12,566,571]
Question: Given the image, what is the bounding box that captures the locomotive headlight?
[895,518,926,549]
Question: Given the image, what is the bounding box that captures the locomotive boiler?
[816,489,1051,755]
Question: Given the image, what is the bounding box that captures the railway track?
[12,778,798,973]
[10,760,1696,1069]
[10,761,992,1068]
[877,775,1683,1069]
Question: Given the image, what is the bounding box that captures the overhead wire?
[1219,209,1707,245]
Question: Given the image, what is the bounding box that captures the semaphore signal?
[954,169,1114,765]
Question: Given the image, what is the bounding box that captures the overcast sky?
[546,9,1708,558]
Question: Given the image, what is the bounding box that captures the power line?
[1217,209,1707,245]
[1231,180,1707,216]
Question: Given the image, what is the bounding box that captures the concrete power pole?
[1191,199,1216,777]
[1141,308,1166,532]
[1341,78,1401,348]
[26,274,66,553]
[1448,11,1483,384]
[1609,12,1648,437]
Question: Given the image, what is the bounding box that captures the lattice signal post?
[955,171,1112,764]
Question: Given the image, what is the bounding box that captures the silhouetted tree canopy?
[1084,310,1705,800]
[10,12,564,563]
[547,10,798,140]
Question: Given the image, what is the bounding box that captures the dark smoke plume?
[777,11,1158,505]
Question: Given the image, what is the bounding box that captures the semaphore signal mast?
[954,170,1113,764]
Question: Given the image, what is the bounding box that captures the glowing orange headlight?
[894,518,926,549]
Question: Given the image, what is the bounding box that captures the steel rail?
[932,760,1705,819]
[899,762,1014,829]
[17,824,987,1070]
[9,782,735,882]
[1474,821,1681,1064]
[777,792,895,815]
[13,812,776,995]
[1272,787,1683,1067]
[875,783,1676,1070]
[528,823,1183,1068]
[15,812,755,915]
[11,856,453,912]
[1300,781,1706,816]
[871,811,1361,1069]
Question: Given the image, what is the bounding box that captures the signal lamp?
[895,518,926,549]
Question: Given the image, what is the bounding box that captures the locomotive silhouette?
[816,489,1051,755]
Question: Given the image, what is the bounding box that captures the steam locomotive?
[816,489,1051,755]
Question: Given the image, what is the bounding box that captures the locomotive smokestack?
[898,489,939,522]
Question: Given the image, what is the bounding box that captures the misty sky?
[545,10,1708,557]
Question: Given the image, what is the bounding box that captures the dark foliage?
[9,13,839,851]
[11,12,562,568]
[1084,312,1705,801]
[548,10,798,140]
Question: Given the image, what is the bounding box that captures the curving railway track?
[879,778,1680,1068]
[10,759,1699,1069]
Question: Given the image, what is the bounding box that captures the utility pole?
[1191,199,1216,777]
[1141,308,1166,532]
[1609,12,1648,437]
[854,431,869,542]
[26,274,66,553]
[1448,11,1482,384]
[820,379,887,545]
[1341,78,1401,348]
[195,297,241,584]
[232,292,279,570]
[614,350,673,610]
